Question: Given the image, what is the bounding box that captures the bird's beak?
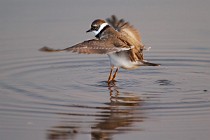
[86,28,92,33]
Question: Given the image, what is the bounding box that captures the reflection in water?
[47,82,144,140]
[91,82,143,140]
[155,79,173,86]
[47,126,78,140]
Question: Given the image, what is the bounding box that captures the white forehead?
[92,23,108,36]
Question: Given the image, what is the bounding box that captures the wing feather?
[39,39,127,54]
[106,15,145,61]
[64,39,117,54]
[106,15,142,43]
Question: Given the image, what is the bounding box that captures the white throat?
[92,23,108,36]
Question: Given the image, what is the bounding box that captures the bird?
[40,15,160,83]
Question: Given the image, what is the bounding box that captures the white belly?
[108,53,142,69]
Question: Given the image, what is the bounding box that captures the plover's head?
[86,19,109,36]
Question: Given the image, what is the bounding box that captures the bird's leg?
[108,66,114,83]
[112,68,119,81]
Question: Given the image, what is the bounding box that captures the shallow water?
[1,0,210,140]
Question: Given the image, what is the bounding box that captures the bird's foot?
[107,79,117,86]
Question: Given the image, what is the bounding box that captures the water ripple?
[0,49,210,139]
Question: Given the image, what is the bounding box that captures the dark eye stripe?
[92,25,99,30]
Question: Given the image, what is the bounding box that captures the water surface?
[0,0,210,140]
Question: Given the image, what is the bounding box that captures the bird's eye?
[92,25,99,30]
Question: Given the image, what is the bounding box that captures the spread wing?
[39,39,129,54]
[106,15,142,44]
[106,15,144,61]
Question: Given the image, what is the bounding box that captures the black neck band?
[95,25,110,39]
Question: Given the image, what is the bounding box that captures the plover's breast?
[108,52,142,69]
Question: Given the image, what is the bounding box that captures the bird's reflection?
[47,81,145,140]
[91,82,143,140]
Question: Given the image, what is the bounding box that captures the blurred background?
[1,0,209,52]
[0,0,210,140]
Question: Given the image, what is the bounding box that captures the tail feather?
[39,46,65,52]
[142,60,160,66]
